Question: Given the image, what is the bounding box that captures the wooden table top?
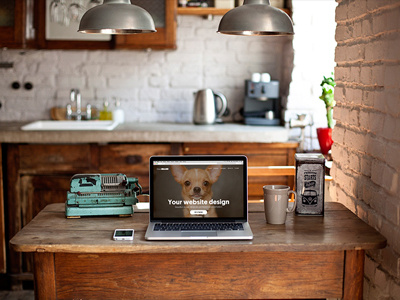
[10,202,386,254]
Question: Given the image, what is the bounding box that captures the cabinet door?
[17,174,72,274]
[114,0,177,50]
[36,0,176,50]
[0,0,35,48]
[5,144,98,277]
[21,175,71,225]
[36,0,112,50]
[0,145,5,274]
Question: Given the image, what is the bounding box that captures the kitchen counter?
[0,122,290,144]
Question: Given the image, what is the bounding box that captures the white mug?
[263,185,297,225]
[261,73,271,82]
[251,73,261,82]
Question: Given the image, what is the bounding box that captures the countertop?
[0,122,292,144]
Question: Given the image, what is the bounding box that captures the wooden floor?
[0,290,34,300]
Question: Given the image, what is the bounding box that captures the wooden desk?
[10,202,386,300]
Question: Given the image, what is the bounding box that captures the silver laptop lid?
[149,155,248,222]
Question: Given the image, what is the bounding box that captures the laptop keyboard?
[154,222,244,231]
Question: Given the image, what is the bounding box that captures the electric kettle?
[193,89,228,124]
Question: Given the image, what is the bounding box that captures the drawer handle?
[126,155,143,165]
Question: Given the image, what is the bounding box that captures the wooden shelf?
[177,7,291,17]
[177,7,229,16]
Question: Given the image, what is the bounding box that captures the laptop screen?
[149,156,248,221]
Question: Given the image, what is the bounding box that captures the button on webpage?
[190,210,207,216]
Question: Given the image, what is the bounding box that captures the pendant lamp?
[217,0,294,36]
[78,0,156,34]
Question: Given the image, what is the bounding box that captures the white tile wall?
[0,15,293,123]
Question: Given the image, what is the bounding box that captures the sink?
[21,120,119,131]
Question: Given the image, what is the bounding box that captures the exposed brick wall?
[0,16,293,123]
[332,0,400,298]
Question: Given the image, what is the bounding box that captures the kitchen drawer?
[18,144,93,172]
[98,144,172,191]
[99,143,172,171]
[183,142,292,166]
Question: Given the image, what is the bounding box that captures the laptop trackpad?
[181,231,218,237]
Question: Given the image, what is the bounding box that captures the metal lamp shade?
[78,0,156,34]
[217,0,294,36]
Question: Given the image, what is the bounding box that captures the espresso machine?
[242,79,281,126]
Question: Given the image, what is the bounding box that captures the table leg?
[343,250,365,300]
[34,252,56,300]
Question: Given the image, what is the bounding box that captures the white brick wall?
[332,0,400,298]
[0,15,293,123]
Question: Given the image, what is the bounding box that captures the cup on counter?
[251,73,261,82]
[265,110,274,120]
[261,73,271,82]
[263,185,297,225]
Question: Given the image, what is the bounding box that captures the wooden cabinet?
[177,7,231,15]
[9,145,98,275]
[114,0,177,50]
[0,0,36,48]
[3,143,174,284]
[177,6,292,17]
[1,0,177,50]
[35,0,112,50]
[5,144,93,278]
[2,141,297,287]
[0,146,5,274]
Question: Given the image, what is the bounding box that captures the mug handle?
[286,190,297,213]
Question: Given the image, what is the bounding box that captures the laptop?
[145,155,253,240]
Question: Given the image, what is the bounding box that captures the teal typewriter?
[65,173,142,218]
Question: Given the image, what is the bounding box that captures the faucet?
[66,89,91,121]
[289,114,313,152]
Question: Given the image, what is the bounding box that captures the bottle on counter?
[113,100,125,124]
[99,101,112,120]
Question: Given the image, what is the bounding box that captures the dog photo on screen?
[171,165,222,217]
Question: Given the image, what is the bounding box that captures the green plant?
[319,75,336,128]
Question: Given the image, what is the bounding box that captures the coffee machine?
[243,79,281,125]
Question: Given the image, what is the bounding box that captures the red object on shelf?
[317,127,333,155]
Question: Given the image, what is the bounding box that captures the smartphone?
[113,229,134,241]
